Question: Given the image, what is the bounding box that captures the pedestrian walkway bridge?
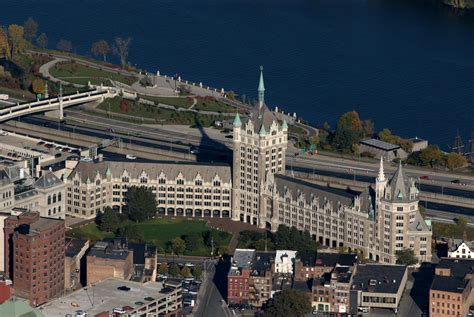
[0,88,117,122]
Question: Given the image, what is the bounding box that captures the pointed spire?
[259,124,267,136]
[258,66,265,108]
[105,166,112,177]
[282,119,288,130]
[233,113,242,127]
[377,156,385,182]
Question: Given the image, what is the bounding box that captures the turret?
[375,156,387,204]
[258,66,265,109]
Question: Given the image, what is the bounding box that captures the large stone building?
[64,160,232,220]
[62,68,431,264]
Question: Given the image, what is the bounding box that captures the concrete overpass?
[0,88,117,122]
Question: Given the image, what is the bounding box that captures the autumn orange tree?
[333,110,364,150]
[7,24,25,60]
[0,28,10,59]
[31,78,45,95]
[91,40,110,61]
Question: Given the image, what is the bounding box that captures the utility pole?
[211,236,214,257]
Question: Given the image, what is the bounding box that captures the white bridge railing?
[0,88,118,122]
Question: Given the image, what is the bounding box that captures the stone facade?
[64,160,232,220]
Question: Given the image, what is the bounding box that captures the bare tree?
[36,33,48,49]
[23,17,38,42]
[56,39,72,52]
[91,40,110,61]
[113,37,132,67]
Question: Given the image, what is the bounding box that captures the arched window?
[47,195,51,205]
[53,194,57,203]
[122,176,129,183]
[159,178,166,184]
[195,180,202,186]
[177,179,184,185]
[140,177,148,184]
[58,192,62,202]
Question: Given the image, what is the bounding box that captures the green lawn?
[50,62,137,86]
[67,224,114,242]
[96,97,232,127]
[193,96,236,113]
[66,218,232,256]
[140,95,194,109]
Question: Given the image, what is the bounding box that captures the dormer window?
[158,178,166,184]
[177,179,184,185]
[122,176,129,183]
[140,177,148,183]
[195,180,202,186]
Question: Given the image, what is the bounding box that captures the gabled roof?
[34,172,63,189]
[245,103,279,134]
[386,163,414,203]
[0,297,45,317]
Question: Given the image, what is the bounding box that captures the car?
[189,146,199,154]
[55,153,62,158]
[0,131,8,136]
[126,154,137,160]
[117,286,131,291]
[451,179,460,184]
[184,263,195,267]
[420,175,429,180]
[358,307,370,313]
[37,141,45,145]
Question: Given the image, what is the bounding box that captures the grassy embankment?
[94,96,234,127]
[67,218,232,256]
[49,61,137,86]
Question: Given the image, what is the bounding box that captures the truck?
[0,94,8,101]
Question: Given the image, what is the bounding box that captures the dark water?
[1,0,473,148]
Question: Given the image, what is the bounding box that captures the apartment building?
[3,211,65,306]
[430,258,474,317]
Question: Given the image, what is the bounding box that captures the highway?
[7,112,474,217]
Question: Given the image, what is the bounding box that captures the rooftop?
[0,296,45,317]
[39,278,171,316]
[314,252,358,267]
[69,160,232,184]
[352,264,407,294]
[251,251,275,277]
[431,275,469,293]
[360,138,400,151]
[88,239,130,260]
[437,258,474,278]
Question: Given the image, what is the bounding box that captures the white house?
[274,250,297,274]
[448,241,474,259]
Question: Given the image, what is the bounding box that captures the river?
[1,0,473,148]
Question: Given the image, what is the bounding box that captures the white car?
[126,154,137,160]
[0,94,8,101]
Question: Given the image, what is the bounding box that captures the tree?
[171,237,186,256]
[378,128,413,152]
[157,263,168,275]
[113,37,132,67]
[99,207,120,232]
[31,78,45,95]
[36,33,48,49]
[184,233,199,252]
[181,266,191,277]
[192,266,203,279]
[445,152,467,170]
[396,248,418,266]
[273,225,317,254]
[8,24,25,60]
[263,289,312,317]
[56,39,72,52]
[168,264,180,277]
[122,225,145,242]
[23,17,38,42]
[0,28,10,59]
[126,186,157,222]
[363,119,375,137]
[333,111,364,150]
[91,40,110,61]
[419,145,444,167]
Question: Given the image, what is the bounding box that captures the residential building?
[86,238,133,285]
[429,258,474,317]
[358,138,408,161]
[3,211,65,306]
[40,277,182,317]
[228,249,255,305]
[64,159,232,220]
[249,251,274,308]
[274,250,296,274]
[312,265,355,314]
[128,242,157,282]
[295,251,357,281]
[0,278,12,304]
[448,240,474,259]
[349,264,407,313]
[64,237,89,291]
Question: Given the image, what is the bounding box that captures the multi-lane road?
[6,110,474,220]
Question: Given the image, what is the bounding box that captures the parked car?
[420,175,429,180]
[451,179,460,184]
[126,154,137,160]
